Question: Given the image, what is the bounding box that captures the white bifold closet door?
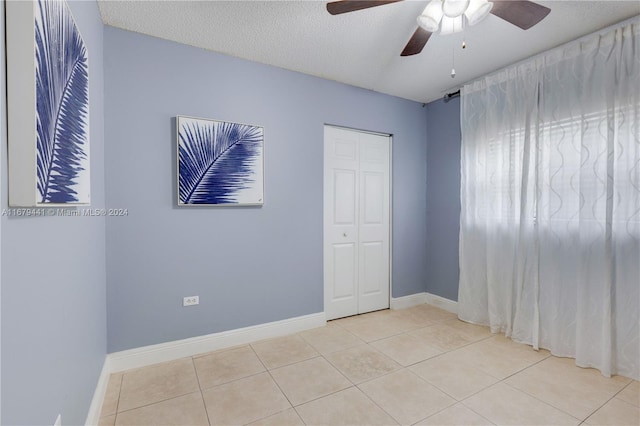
[324,125,390,321]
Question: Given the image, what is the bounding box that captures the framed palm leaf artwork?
[6,0,90,207]
[177,116,264,206]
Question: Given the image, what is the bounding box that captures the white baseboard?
[85,312,325,425]
[390,292,428,310]
[391,292,458,314]
[425,292,458,314]
[109,312,326,373]
[85,356,111,425]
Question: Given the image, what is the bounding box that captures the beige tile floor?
[99,305,640,426]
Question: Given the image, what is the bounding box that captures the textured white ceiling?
[98,1,640,103]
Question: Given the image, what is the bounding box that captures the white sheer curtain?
[458,19,639,380]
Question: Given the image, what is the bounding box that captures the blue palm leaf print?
[35,0,90,204]
[178,117,264,205]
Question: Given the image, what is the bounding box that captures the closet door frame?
[323,124,392,321]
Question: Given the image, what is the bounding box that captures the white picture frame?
[177,116,264,206]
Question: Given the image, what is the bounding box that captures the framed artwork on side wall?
[6,0,91,207]
[177,116,264,206]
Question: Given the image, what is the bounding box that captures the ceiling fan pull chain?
[451,45,456,78]
[462,16,467,49]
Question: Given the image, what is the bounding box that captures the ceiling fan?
[327,0,551,56]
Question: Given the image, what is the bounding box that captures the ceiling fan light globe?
[442,0,470,18]
[417,1,443,32]
[417,15,440,32]
[464,0,493,26]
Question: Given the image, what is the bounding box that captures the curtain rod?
[444,89,460,102]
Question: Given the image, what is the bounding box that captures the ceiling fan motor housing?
[418,0,495,34]
[442,0,470,18]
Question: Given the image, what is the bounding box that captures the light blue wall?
[425,97,461,301]
[104,27,429,352]
[1,1,106,424]
[1,5,4,423]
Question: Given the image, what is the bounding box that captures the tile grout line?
[112,356,205,416]
[190,333,355,421]
[288,352,356,405]
[402,365,465,402]
[457,400,498,425]
[191,356,205,392]
[348,333,447,425]
[291,406,309,426]
[115,374,123,416]
[190,356,213,426]
[193,342,309,425]
[579,378,638,423]
[198,368,268,392]
[250,334,320,370]
[500,380,583,423]
[198,390,213,426]
[101,373,124,419]
[244,407,301,426]
[267,329,394,410]
[247,343,301,424]
[296,327,365,356]
[409,322,497,351]
[260,334,375,411]
[612,378,637,400]
[497,349,552,381]
[104,373,125,425]
[390,365,457,424]
[114,390,205,417]
[495,351,630,422]
[111,373,124,424]
[194,342,312,392]
[354,380,402,425]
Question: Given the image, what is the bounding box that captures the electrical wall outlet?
[183,296,199,307]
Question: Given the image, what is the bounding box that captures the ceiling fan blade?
[401,27,432,57]
[327,0,403,15]
[490,1,551,30]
